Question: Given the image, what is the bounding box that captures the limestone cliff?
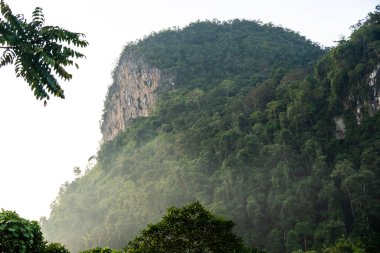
[101,51,174,141]
[333,63,380,139]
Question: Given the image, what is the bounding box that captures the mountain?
[41,11,380,253]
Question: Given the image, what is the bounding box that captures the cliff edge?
[101,51,173,141]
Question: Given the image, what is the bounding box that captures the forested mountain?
[41,9,380,253]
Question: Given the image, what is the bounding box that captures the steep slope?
[42,13,380,253]
[101,19,322,142]
[101,51,174,141]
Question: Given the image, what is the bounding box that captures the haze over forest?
[42,6,380,253]
[0,0,375,221]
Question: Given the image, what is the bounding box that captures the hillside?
[41,12,380,253]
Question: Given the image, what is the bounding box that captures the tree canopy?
[0,209,72,253]
[0,209,44,253]
[124,202,245,253]
[0,0,88,101]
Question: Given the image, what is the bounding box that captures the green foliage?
[0,210,73,253]
[124,202,245,253]
[0,0,88,100]
[80,247,121,253]
[44,242,71,253]
[102,19,323,122]
[322,237,365,253]
[0,209,45,253]
[42,7,380,253]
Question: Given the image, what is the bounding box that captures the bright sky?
[0,0,377,221]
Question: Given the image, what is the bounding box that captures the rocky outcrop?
[101,52,174,141]
[334,64,380,139]
[368,63,380,114]
[334,116,346,140]
[353,63,380,125]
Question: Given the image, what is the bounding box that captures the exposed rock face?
[101,52,173,141]
[334,116,346,140]
[368,63,380,115]
[335,64,379,139]
[353,63,380,125]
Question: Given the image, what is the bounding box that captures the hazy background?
[0,0,377,220]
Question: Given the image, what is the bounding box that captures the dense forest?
[41,7,380,253]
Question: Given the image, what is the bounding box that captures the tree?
[0,209,45,253]
[0,209,73,253]
[322,237,365,253]
[73,166,82,177]
[80,247,122,253]
[331,160,376,231]
[44,242,71,253]
[0,0,88,101]
[124,201,245,253]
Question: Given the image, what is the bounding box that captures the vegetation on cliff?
[42,8,380,253]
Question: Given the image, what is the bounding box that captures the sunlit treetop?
[0,0,88,101]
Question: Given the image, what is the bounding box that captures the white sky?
[0,0,378,221]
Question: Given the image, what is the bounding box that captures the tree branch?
[0,46,14,49]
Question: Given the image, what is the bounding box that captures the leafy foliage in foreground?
[44,242,71,253]
[0,206,253,253]
[124,202,245,253]
[0,210,72,253]
[0,0,88,100]
[42,7,380,253]
[0,209,44,253]
[80,246,122,253]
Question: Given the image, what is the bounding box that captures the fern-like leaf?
[31,7,44,28]
[0,0,88,100]
[0,48,15,67]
